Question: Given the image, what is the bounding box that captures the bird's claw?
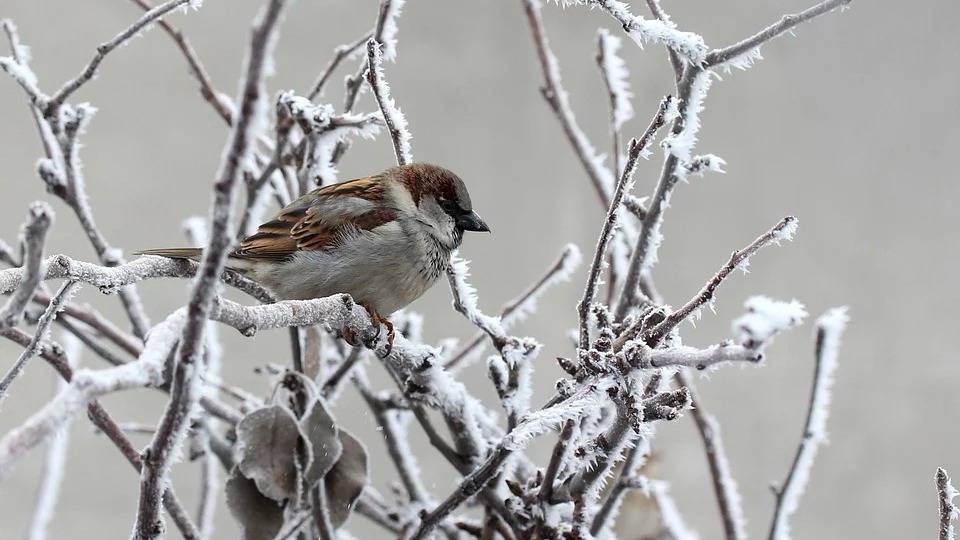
[341,304,394,357]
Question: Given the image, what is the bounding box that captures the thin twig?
[354,374,430,504]
[444,244,580,371]
[330,0,404,165]
[705,0,854,68]
[129,0,234,124]
[538,419,575,503]
[590,440,649,535]
[520,0,616,204]
[321,346,363,398]
[47,0,194,110]
[768,308,848,540]
[642,0,683,82]
[0,202,53,331]
[0,328,201,539]
[411,446,511,540]
[678,372,745,540]
[307,31,373,100]
[578,98,671,351]
[26,333,76,540]
[0,281,80,403]
[611,67,700,320]
[365,39,411,165]
[617,216,798,350]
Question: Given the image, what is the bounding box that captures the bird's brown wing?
[234,176,396,262]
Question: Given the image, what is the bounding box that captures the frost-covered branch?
[130,0,234,125]
[596,29,633,175]
[579,97,671,351]
[0,21,154,339]
[705,0,853,70]
[365,39,412,166]
[618,215,798,349]
[521,0,616,203]
[679,373,746,540]
[0,254,273,304]
[624,341,761,370]
[0,328,202,539]
[570,0,708,66]
[134,0,290,536]
[47,0,194,110]
[641,0,683,82]
[611,67,707,320]
[0,202,53,331]
[769,308,849,540]
[0,281,80,404]
[25,334,77,540]
[938,468,958,540]
[331,0,406,166]
[445,244,580,371]
[307,30,372,100]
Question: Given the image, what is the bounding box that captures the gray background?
[0,0,953,538]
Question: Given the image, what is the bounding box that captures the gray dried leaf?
[325,429,369,528]
[225,469,285,540]
[300,397,342,488]
[235,405,299,502]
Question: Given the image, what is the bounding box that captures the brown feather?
[233,176,395,262]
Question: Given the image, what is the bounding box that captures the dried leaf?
[300,397,342,488]
[325,429,369,528]
[235,405,299,502]
[225,469,285,540]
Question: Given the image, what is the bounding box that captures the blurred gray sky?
[1,0,955,538]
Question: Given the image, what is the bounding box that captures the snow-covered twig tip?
[768,307,848,540]
[938,468,958,540]
[0,202,53,331]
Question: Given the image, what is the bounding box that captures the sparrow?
[138,163,489,351]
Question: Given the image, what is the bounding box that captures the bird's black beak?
[456,211,490,232]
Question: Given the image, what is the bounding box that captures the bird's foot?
[362,304,395,357]
[341,304,394,357]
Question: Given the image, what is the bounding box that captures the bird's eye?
[438,199,458,213]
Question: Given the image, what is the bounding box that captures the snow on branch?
[445,244,581,371]
[680,373,747,540]
[365,39,412,166]
[375,0,406,62]
[579,97,672,351]
[768,307,849,540]
[135,0,291,533]
[0,202,53,331]
[521,0,617,203]
[562,0,709,66]
[47,0,195,110]
[705,0,854,70]
[732,296,808,353]
[938,468,959,540]
[596,29,633,131]
[617,216,799,349]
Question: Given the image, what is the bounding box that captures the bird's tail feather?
[135,248,253,274]
[135,248,203,260]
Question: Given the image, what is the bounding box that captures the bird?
[138,163,489,351]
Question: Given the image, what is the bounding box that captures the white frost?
[597,29,634,130]
[379,0,407,62]
[732,296,807,351]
